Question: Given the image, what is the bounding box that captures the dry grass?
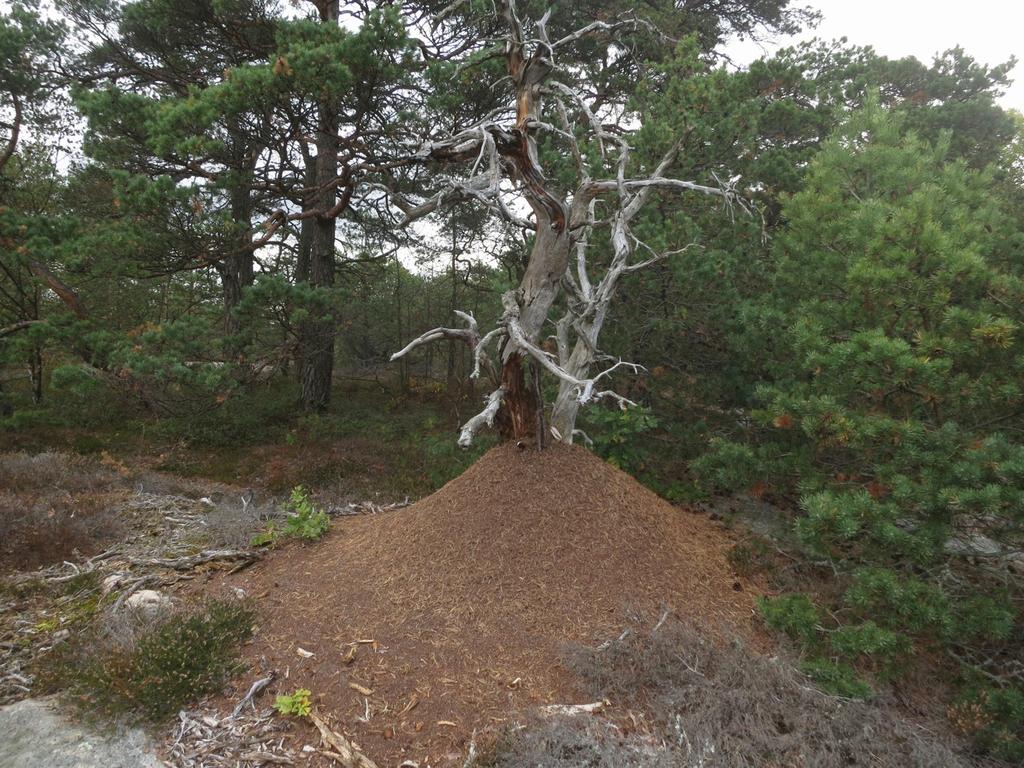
[0,451,124,492]
[539,616,976,768]
[0,452,132,572]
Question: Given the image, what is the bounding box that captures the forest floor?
[0,386,1002,767]
[208,441,760,766]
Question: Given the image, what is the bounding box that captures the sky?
[724,0,1023,112]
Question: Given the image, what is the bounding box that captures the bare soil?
[217,442,760,766]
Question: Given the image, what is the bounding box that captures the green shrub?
[800,659,873,699]
[696,102,1024,728]
[829,621,911,671]
[952,684,1024,761]
[50,599,255,723]
[252,485,330,545]
[585,406,659,474]
[758,594,820,647]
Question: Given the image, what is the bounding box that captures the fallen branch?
[231,674,275,719]
[128,549,259,571]
[308,708,379,768]
[238,752,294,765]
[539,701,606,717]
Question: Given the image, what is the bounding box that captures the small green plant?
[281,485,330,540]
[274,688,312,717]
[250,522,279,547]
[251,486,330,545]
[726,537,776,578]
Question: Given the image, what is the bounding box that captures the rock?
[944,533,1002,557]
[123,589,171,617]
[0,697,163,768]
[100,574,126,595]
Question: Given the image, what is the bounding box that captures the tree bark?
[495,354,537,441]
[298,0,340,412]
[221,183,255,341]
[29,345,43,404]
[0,379,11,418]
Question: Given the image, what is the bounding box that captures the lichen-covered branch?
[458,387,506,448]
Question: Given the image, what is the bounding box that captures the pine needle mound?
[224,442,758,764]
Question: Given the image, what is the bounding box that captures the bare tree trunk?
[550,347,589,441]
[298,0,339,412]
[0,379,12,417]
[29,345,42,404]
[293,157,315,382]
[221,133,256,343]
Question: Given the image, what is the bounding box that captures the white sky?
[724,0,1023,112]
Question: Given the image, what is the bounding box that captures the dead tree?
[388,0,746,447]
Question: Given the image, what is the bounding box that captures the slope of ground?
[220,442,759,765]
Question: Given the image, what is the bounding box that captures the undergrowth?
[41,598,255,723]
[511,615,975,768]
[0,380,492,498]
[252,485,330,545]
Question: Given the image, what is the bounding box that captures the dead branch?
[308,708,379,768]
[0,320,42,339]
[128,548,259,571]
[231,674,275,719]
[458,387,506,448]
[390,310,499,385]
[501,291,638,408]
[28,260,86,319]
[539,701,606,717]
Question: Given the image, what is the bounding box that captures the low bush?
[0,455,129,571]
[43,598,255,723]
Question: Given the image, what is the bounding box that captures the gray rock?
[123,589,171,617]
[100,573,126,595]
[0,698,163,768]
[944,533,1002,557]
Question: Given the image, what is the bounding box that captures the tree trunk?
[221,129,257,342]
[550,303,608,441]
[298,0,339,412]
[293,157,315,382]
[496,224,572,441]
[495,354,536,440]
[0,379,12,418]
[29,345,42,404]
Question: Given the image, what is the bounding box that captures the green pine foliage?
[697,102,1024,756]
